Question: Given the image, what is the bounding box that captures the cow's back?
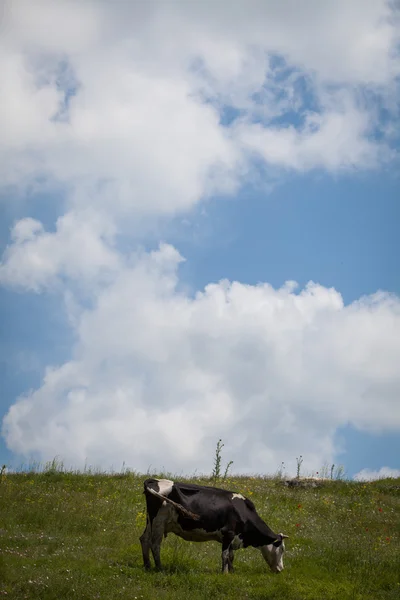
[167,482,245,534]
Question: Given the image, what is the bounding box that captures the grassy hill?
[1,467,399,599]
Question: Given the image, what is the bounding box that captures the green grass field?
[1,467,399,599]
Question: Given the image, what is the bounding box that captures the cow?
[139,477,288,574]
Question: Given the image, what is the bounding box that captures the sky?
[0,0,400,480]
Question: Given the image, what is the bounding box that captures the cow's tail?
[144,485,200,521]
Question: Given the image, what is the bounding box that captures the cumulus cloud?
[2,245,400,474]
[234,104,384,171]
[0,211,120,292]
[354,467,400,481]
[1,1,400,474]
[1,0,399,216]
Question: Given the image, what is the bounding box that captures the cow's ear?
[273,533,289,546]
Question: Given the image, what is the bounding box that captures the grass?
[0,466,399,599]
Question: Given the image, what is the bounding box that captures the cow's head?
[260,533,288,573]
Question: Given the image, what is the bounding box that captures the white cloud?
[234,103,384,171]
[1,1,400,475]
[0,0,399,216]
[2,245,400,474]
[354,467,400,481]
[0,211,120,292]
[176,0,399,85]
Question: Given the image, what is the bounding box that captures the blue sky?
[0,1,399,479]
[177,171,400,303]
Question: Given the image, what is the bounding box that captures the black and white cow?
[140,478,288,574]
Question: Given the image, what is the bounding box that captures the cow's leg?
[150,527,164,570]
[228,546,235,572]
[221,545,235,573]
[150,505,168,570]
[139,518,152,570]
[221,533,235,574]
